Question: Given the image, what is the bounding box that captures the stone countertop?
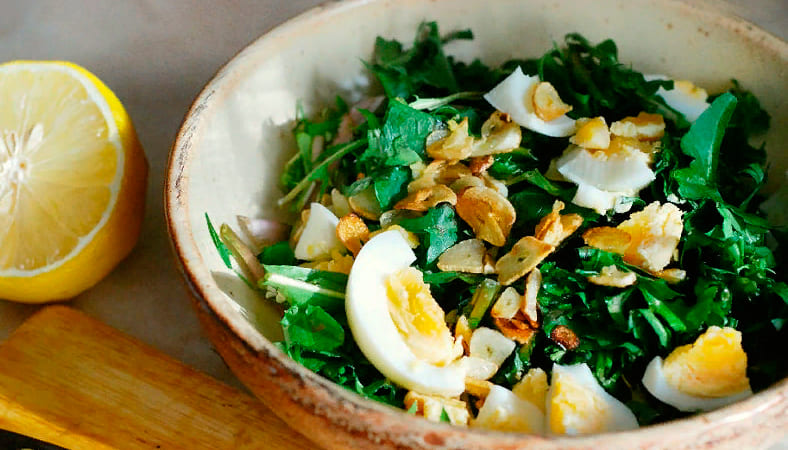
[0,0,785,441]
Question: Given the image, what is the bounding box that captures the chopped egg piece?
[404,391,470,426]
[346,230,466,396]
[645,75,710,122]
[642,326,752,411]
[570,117,610,150]
[472,384,545,434]
[512,367,549,413]
[547,363,639,435]
[610,112,665,141]
[484,67,576,137]
[617,201,683,272]
[294,203,345,261]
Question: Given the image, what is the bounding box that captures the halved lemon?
[0,61,147,303]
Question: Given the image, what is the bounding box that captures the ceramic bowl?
[166,0,787,448]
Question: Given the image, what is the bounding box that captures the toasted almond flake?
[495,236,554,285]
[522,268,541,327]
[470,155,495,175]
[480,172,508,198]
[493,317,537,345]
[300,248,354,274]
[653,267,687,284]
[469,327,516,367]
[570,116,610,150]
[330,188,352,218]
[450,174,486,193]
[610,112,665,141]
[368,224,420,248]
[550,325,580,350]
[427,117,474,161]
[491,286,523,320]
[336,213,369,256]
[532,81,573,121]
[588,265,637,288]
[465,378,495,399]
[457,356,500,381]
[437,238,487,273]
[289,208,311,247]
[394,184,457,211]
[534,201,564,246]
[471,111,522,157]
[404,391,470,426]
[455,186,517,247]
[582,226,632,254]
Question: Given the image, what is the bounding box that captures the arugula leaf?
[258,241,297,266]
[261,265,347,310]
[362,100,436,168]
[374,166,410,210]
[281,304,345,353]
[205,213,232,269]
[439,408,451,423]
[398,204,459,266]
[672,92,737,201]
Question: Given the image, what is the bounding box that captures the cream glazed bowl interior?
[166,0,788,448]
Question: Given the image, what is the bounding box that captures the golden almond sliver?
[587,264,637,288]
[408,160,445,193]
[469,155,495,176]
[336,213,369,257]
[427,117,474,161]
[455,314,473,354]
[558,213,584,242]
[532,81,573,122]
[455,186,516,247]
[534,201,564,246]
[522,268,541,327]
[493,317,537,345]
[582,226,632,254]
[550,325,580,350]
[348,185,383,220]
[471,111,522,157]
[653,267,687,284]
[437,238,487,273]
[495,236,554,285]
[436,161,473,185]
[491,286,523,320]
[394,184,457,212]
[449,175,485,193]
[465,377,495,399]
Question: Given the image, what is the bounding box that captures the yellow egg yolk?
[385,267,457,365]
[662,326,750,398]
[548,371,610,435]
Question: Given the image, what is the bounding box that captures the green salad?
[210,22,787,435]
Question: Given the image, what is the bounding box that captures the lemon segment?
[0,61,147,303]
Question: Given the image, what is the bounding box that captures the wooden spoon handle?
[0,305,304,449]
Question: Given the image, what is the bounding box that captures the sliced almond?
[394,184,457,212]
[330,188,352,218]
[588,265,637,288]
[336,213,369,256]
[437,238,487,273]
[532,81,573,121]
[465,377,495,399]
[550,325,580,350]
[455,186,517,247]
[471,111,522,157]
[491,286,523,320]
[582,226,632,254]
[455,315,473,354]
[558,213,584,241]
[457,356,499,381]
[522,268,541,327]
[427,117,474,161]
[495,236,554,286]
[404,391,470,426]
[469,327,516,367]
[534,201,564,246]
[449,175,486,193]
[469,155,495,176]
[368,224,420,249]
[653,267,687,284]
[493,317,537,345]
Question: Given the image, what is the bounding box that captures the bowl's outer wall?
[167,0,788,448]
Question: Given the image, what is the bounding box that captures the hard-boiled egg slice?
[345,230,466,397]
[472,384,545,434]
[645,74,709,122]
[642,326,752,412]
[294,203,345,261]
[547,363,639,436]
[484,67,576,137]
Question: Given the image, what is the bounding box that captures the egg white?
[294,202,344,261]
[345,230,466,397]
[484,67,576,137]
[472,384,545,434]
[546,363,639,435]
[645,74,709,122]
[642,356,753,412]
